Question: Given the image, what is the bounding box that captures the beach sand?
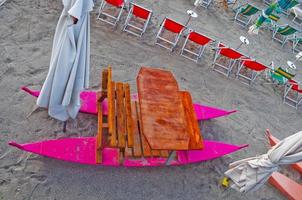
[0,0,302,199]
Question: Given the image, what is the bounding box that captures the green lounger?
[272,24,298,46]
[234,4,260,27]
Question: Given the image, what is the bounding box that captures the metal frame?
[123,3,152,37]
[212,43,242,77]
[236,59,266,85]
[283,82,302,109]
[97,0,125,27]
[155,17,185,52]
[234,4,259,27]
[292,37,302,53]
[196,0,213,9]
[180,31,213,63]
[272,25,297,46]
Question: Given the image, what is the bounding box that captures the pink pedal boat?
[10,67,247,167]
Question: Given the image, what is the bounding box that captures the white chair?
[97,0,125,27]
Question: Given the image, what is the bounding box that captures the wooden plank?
[180,91,204,150]
[116,82,126,149]
[108,81,117,147]
[124,83,134,148]
[131,102,142,157]
[124,145,133,158]
[96,91,103,163]
[136,67,190,150]
[136,102,152,157]
[151,150,161,157]
[160,150,169,157]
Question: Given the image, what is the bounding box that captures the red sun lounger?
[155,17,185,51]
[283,79,302,109]
[180,30,214,63]
[236,59,268,85]
[213,43,245,77]
[97,0,125,26]
[123,3,152,37]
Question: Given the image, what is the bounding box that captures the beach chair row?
[233,3,302,52]
[96,0,302,109]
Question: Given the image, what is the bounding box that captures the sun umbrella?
[224,130,302,193]
[37,0,94,121]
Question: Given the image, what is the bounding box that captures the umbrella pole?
[63,121,67,132]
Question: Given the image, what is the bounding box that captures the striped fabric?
[240,4,259,16]
[277,25,297,36]
[274,67,295,80]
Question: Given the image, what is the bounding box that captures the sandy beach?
[0,0,302,199]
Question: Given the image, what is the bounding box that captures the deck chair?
[283,80,302,109]
[264,14,281,30]
[97,0,125,27]
[272,24,298,46]
[155,17,185,51]
[195,0,213,9]
[234,4,260,27]
[180,31,214,63]
[236,59,268,85]
[212,43,245,77]
[263,0,272,5]
[268,67,295,85]
[292,36,302,52]
[123,3,152,37]
[292,6,302,30]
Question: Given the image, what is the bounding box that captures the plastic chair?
[180,31,214,63]
[234,4,260,27]
[97,0,125,27]
[272,24,298,46]
[212,43,245,77]
[123,3,152,37]
[236,59,268,85]
[283,79,302,109]
[155,17,185,51]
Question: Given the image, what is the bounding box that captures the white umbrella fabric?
[224,130,302,193]
[37,0,94,121]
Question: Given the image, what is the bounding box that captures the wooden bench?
[96,67,170,164]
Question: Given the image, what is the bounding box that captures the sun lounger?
[234,4,260,27]
[212,43,245,77]
[97,0,125,27]
[268,66,295,85]
[123,3,152,37]
[155,17,185,51]
[283,79,302,109]
[180,30,214,63]
[195,0,213,9]
[236,59,268,85]
[291,35,302,52]
[272,24,298,46]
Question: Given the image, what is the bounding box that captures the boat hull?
[21,86,236,121]
[9,138,247,167]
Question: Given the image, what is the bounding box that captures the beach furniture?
[155,17,185,51]
[123,3,152,37]
[283,79,302,109]
[213,43,245,77]
[262,13,280,30]
[272,24,298,46]
[9,67,247,166]
[263,0,273,6]
[194,0,213,9]
[97,0,125,26]
[234,4,260,27]
[180,30,214,63]
[292,6,302,30]
[291,36,302,52]
[236,59,268,85]
[268,66,295,85]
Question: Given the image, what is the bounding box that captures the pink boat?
[10,67,247,167]
[21,86,236,121]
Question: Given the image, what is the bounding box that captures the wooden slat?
[180,91,204,150]
[108,81,117,147]
[131,102,142,157]
[136,102,152,157]
[151,150,161,157]
[96,91,103,163]
[116,82,126,149]
[160,150,169,157]
[124,83,134,148]
[124,145,133,158]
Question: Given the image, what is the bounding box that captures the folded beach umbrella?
[37,0,94,121]
[224,130,302,193]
